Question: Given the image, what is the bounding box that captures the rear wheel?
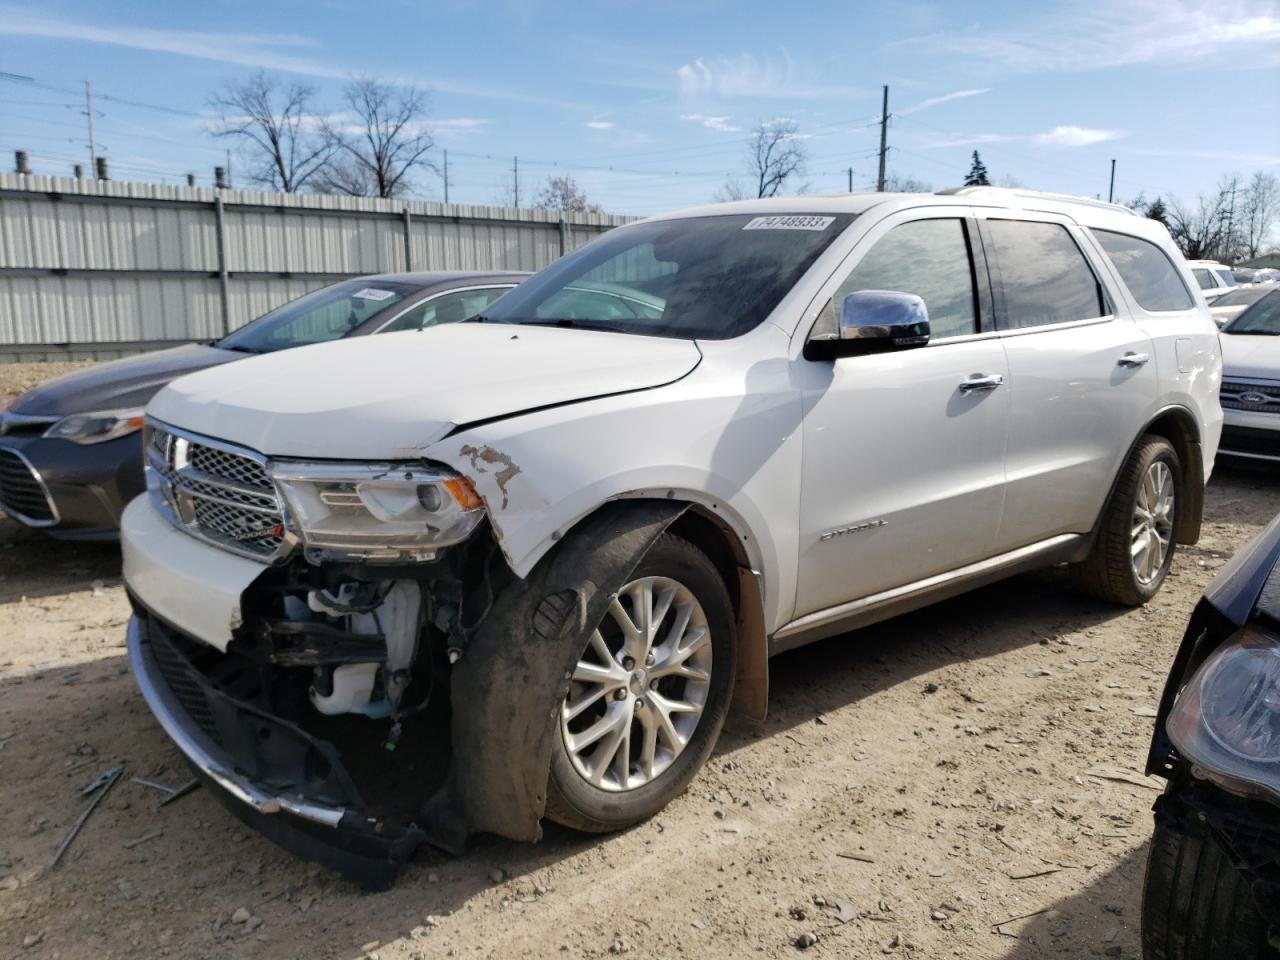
[1073,434,1181,605]
[544,534,735,833]
[1141,817,1277,959]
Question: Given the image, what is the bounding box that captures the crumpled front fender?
[422,499,687,849]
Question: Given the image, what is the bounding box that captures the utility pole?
[225,149,233,189]
[1225,180,1238,263]
[83,80,96,171]
[513,155,519,208]
[443,149,450,204]
[876,85,889,192]
[847,167,853,192]
[1108,159,1116,203]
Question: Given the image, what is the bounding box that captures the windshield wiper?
[518,318,631,334]
[221,344,263,354]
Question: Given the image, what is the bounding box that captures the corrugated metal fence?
[0,173,634,361]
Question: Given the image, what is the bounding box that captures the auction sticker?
[351,288,397,301]
[743,215,835,231]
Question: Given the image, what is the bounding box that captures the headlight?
[270,461,485,563]
[44,407,146,445]
[1167,624,1280,798]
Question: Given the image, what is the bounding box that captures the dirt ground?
[1,361,1278,960]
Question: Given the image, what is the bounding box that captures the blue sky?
[0,0,1277,216]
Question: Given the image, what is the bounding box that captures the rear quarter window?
[1092,229,1194,312]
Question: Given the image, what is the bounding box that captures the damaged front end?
[127,519,505,889]
[126,422,689,888]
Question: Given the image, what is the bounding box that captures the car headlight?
[1167,624,1280,798]
[269,461,485,563]
[44,407,146,445]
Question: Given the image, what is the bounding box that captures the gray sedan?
[0,271,527,539]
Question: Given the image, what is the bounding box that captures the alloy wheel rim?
[1131,460,1174,585]
[560,575,712,792]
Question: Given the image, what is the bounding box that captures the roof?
[363,270,532,287]
[635,187,1160,236]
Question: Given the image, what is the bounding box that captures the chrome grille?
[146,422,289,561]
[0,446,56,525]
[1221,379,1280,415]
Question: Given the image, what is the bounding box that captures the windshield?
[478,213,855,340]
[1225,289,1280,335]
[1213,287,1273,308]
[218,279,421,353]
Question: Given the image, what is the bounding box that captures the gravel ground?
[0,361,1277,959]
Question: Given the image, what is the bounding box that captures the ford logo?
[1240,392,1270,405]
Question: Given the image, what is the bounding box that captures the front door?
[793,212,1010,619]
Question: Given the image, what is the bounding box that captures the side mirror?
[806,290,931,360]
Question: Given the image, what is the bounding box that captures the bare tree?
[718,120,807,201]
[885,174,932,192]
[209,71,334,192]
[1242,171,1280,259]
[1167,185,1231,261]
[317,76,436,198]
[534,175,602,213]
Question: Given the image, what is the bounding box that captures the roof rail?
[935,185,1139,217]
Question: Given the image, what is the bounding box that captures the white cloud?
[1034,125,1122,147]
[895,0,1280,72]
[0,6,586,108]
[680,113,741,133]
[433,118,488,128]
[925,126,1124,149]
[584,120,616,130]
[898,88,990,116]
[676,50,864,100]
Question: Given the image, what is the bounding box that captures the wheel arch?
[547,497,770,722]
[1083,404,1205,559]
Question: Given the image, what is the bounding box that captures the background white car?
[1187,259,1238,301]
[1219,287,1280,462]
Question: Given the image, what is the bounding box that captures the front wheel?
[1073,434,1181,605]
[544,534,735,833]
[1141,817,1277,958]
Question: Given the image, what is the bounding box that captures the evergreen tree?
[963,151,990,187]
[1145,196,1170,228]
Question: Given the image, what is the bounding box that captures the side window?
[379,287,509,333]
[985,220,1105,329]
[1092,229,1194,312]
[828,218,978,340]
[1192,268,1216,291]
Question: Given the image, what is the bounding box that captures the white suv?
[120,187,1222,887]
[1187,259,1238,302]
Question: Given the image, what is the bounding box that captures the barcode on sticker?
[351,288,396,301]
[743,215,835,231]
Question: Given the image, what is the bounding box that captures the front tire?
[545,533,735,833]
[1073,434,1181,605]
[1141,818,1276,959]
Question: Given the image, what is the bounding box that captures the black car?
[0,271,526,539]
[1144,512,1280,957]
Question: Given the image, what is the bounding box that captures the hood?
[9,344,237,417]
[147,323,702,459]
[1221,333,1280,382]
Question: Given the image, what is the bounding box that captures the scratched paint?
[458,444,523,510]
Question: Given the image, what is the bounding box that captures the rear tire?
[1141,818,1276,959]
[1073,434,1181,605]
[544,533,735,833]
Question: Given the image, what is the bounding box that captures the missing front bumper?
[127,610,427,890]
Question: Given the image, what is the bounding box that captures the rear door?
[978,214,1159,552]
[1087,227,1222,468]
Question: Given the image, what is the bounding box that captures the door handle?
[1118,352,1151,368]
[959,374,1005,394]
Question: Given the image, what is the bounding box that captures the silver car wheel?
[560,576,712,792]
[1131,460,1174,585]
